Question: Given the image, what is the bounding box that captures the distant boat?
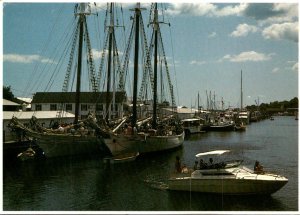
[234,122,246,131]
[182,118,203,136]
[207,113,235,132]
[168,150,288,195]
[270,116,274,120]
[17,147,36,161]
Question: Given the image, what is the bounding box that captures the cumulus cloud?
[230,23,258,37]
[166,3,246,17]
[3,54,56,64]
[262,22,298,42]
[220,51,273,62]
[242,3,298,24]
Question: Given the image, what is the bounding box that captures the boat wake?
[143,176,169,190]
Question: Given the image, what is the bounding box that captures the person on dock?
[254,160,264,174]
[199,159,207,169]
[193,161,199,170]
[175,156,182,173]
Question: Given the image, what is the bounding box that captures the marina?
[3,116,298,211]
[2,2,298,213]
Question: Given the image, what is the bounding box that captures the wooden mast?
[241,70,243,110]
[152,3,158,129]
[74,3,85,124]
[131,4,142,131]
[106,3,114,123]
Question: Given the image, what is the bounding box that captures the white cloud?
[208,32,217,38]
[190,60,206,65]
[3,54,56,64]
[220,51,273,62]
[230,23,258,37]
[272,67,279,73]
[262,22,298,43]
[243,3,298,25]
[92,49,123,60]
[166,3,247,17]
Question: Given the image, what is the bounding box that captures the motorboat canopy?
[195,150,230,158]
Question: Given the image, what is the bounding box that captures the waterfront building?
[31,91,127,121]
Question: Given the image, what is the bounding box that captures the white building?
[31,91,127,120]
[3,111,75,143]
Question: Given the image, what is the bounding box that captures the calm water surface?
[3,116,298,211]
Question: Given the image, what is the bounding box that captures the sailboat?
[9,4,108,158]
[237,70,249,129]
[102,3,184,156]
[136,3,184,153]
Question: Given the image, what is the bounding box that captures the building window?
[96,104,103,111]
[35,104,42,111]
[81,104,87,111]
[66,104,72,111]
[50,104,57,111]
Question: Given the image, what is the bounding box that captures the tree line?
[246,97,298,113]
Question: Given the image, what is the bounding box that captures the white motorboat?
[168,150,288,195]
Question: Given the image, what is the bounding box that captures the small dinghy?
[17,147,36,161]
[103,152,139,164]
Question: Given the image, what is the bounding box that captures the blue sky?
[2,2,298,108]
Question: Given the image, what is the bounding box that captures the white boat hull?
[168,177,288,195]
[169,170,288,195]
[104,131,185,156]
[139,131,185,153]
[103,134,142,156]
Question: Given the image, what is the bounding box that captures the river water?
[3,116,298,212]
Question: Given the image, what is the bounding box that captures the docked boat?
[17,147,36,161]
[234,122,246,131]
[102,3,184,156]
[8,4,108,158]
[182,118,203,135]
[168,150,288,195]
[103,152,140,164]
[208,121,235,131]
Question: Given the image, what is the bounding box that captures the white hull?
[139,131,185,153]
[168,166,288,195]
[103,134,142,156]
[104,131,185,156]
[168,176,288,195]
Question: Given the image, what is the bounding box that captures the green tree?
[3,86,15,100]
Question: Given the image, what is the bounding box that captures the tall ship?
[9,4,108,158]
[101,3,184,156]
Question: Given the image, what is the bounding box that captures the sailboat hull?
[103,134,142,156]
[104,131,185,156]
[139,131,185,153]
[31,133,103,158]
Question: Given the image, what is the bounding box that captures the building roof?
[17,97,32,104]
[31,91,126,104]
[3,99,21,106]
[3,111,75,120]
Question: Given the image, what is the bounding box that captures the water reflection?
[168,191,286,211]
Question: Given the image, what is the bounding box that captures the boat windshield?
[195,150,230,158]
